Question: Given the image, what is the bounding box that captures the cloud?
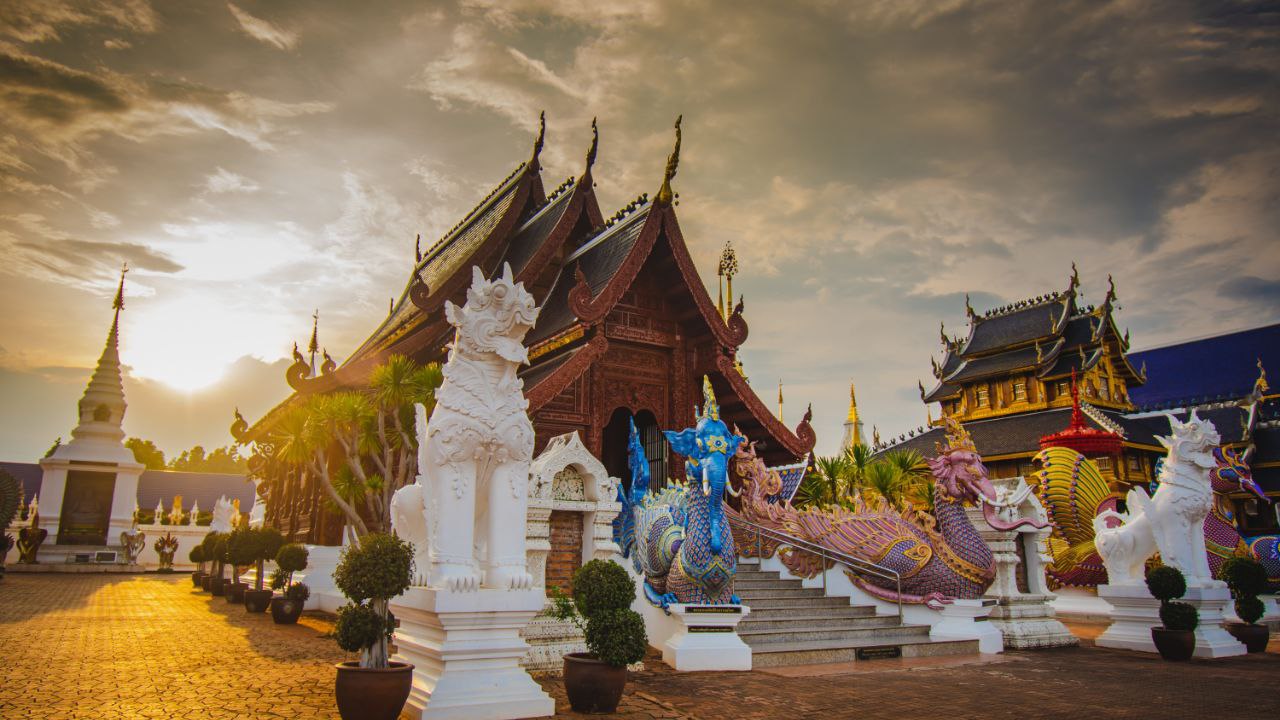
[202,167,260,194]
[227,3,299,51]
[0,215,183,285]
[103,39,132,50]
[0,0,158,43]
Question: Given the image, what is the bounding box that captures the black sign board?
[856,645,902,661]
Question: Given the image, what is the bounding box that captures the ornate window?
[1097,456,1112,470]
[1013,381,1027,402]
[977,386,990,408]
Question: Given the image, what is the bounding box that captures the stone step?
[740,622,930,645]
[733,578,806,590]
[749,635,980,668]
[735,587,829,600]
[744,604,877,620]
[739,613,895,631]
[740,595,856,609]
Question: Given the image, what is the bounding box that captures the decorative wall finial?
[585,117,598,170]
[531,111,546,165]
[415,233,422,263]
[656,115,682,205]
[918,379,926,400]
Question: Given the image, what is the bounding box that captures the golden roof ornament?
[1035,340,1043,363]
[308,309,320,369]
[701,376,719,421]
[1105,274,1117,305]
[585,117,599,170]
[965,293,975,319]
[717,240,738,277]
[414,233,422,263]
[873,425,881,446]
[1256,358,1270,395]
[1069,261,1080,290]
[530,111,546,166]
[656,115,682,205]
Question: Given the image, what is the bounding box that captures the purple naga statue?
[731,416,1045,609]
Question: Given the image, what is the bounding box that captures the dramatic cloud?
[0,0,1276,461]
[226,3,299,50]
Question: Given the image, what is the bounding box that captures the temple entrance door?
[601,408,668,495]
[57,470,116,545]
[547,510,584,594]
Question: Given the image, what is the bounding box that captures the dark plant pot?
[210,577,226,596]
[244,589,273,613]
[191,571,204,587]
[1151,628,1196,662]
[1225,622,1270,653]
[226,582,247,603]
[334,660,414,720]
[200,574,212,591]
[271,596,305,624]
[563,652,627,713]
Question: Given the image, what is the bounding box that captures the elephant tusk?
[703,465,710,496]
[725,481,741,497]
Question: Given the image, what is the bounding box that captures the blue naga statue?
[613,378,746,607]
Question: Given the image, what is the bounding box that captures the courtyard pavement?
[1,574,1276,719]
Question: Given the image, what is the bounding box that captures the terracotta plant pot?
[563,652,627,713]
[226,582,247,603]
[1225,622,1270,653]
[270,596,305,624]
[210,577,226,596]
[191,571,204,588]
[334,660,414,720]
[200,574,212,591]
[1151,628,1195,661]
[244,589,273,613]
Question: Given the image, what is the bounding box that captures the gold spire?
[585,117,598,171]
[846,382,858,423]
[842,381,863,449]
[308,309,320,369]
[777,378,784,424]
[716,240,738,321]
[656,115,682,205]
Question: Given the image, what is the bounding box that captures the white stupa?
[36,266,145,549]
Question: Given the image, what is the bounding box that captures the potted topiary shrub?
[1221,556,1270,652]
[550,559,648,713]
[199,533,219,591]
[209,533,230,596]
[244,527,285,613]
[270,543,310,624]
[332,533,414,720]
[1146,565,1198,661]
[225,528,253,603]
[189,545,206,587]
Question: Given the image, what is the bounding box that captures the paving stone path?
[1,574,1277,719]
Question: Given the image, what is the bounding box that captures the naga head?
[928,416,1047,531]
[626,417,652,505]
[1159,409,1221,471]
[1211,445,1267,502]
[444,263,540,364]
[664,377,746,553]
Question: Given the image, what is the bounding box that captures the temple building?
[881,271,1279,525]
[235,117,816,545]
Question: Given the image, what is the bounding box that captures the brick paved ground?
[2,574,1277,719]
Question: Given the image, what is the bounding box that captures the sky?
[0,0,1277,462]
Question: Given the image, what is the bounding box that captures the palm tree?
[798,454,851,509]
[842,442,875,501]
[880,448,932,510]
[862,462,907,510]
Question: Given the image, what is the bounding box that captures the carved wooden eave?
[515,169,604,292]
[525,333,610,412]
[714,354,817,457]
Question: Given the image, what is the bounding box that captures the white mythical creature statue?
[210,496,235,533]
[391,263,540,591]
[391,403,432,585]
[1094,411,1223,588]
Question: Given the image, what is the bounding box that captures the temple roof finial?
[656,115,682,205]
[1105,273,1116,304]
[717,240,738,278]
[1069,261,1080,290]
[531,111,546,166]
[846,382,858,423]
[414,233,422,263]
[585,117,598,171]
[308,309,320,369]
[964,293,975,319]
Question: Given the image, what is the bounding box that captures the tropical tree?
[274,355,442,543]
[125,437,166,469]
[842,442,875,500]
[862,462,908,510]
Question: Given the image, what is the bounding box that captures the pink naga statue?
[729,416,1045,608]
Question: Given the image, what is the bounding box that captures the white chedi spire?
[53,266,137,465]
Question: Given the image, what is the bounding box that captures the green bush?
[1221,557,1268,598]
[585,608,647,667]
[335,603,393,652]
[276,543,309,573]
[334,533,413,603]
[1235,595,1266,625]
[1145,566,1186,602]
[189,546,204,564]
[286,583,311,603]
[572,559,635,616]
[226,528,256,567]
[1160,601,1200,632]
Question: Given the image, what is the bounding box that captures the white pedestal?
[1051,586,1115,621]
[296,544,344,612]
[929,598,1003,654]
[391,587,554,720]
[661,604,752,671]
[1096,584,1247,658]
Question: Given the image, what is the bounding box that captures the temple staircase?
[735,561,978,666]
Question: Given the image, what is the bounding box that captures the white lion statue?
[1094,410,1222,588]
[210,496,235,533]
[392,263,540,592]
[392,403,432,585]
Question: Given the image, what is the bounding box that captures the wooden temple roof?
[238,120,814,465]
